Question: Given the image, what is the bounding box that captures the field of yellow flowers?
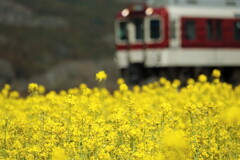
[0,70,240,160]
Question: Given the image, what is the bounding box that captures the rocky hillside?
[0,0,131,90]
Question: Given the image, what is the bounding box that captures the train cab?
[114,1,240,84]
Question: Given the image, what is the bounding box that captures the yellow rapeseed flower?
[117,78,125,85]
[212,69,221,78]
[38,85,46,94]
[4,84,11,90]
[52,147,67,160]
[96,70,107,82]
[0,72,240,160]
[222,106,240,124]
[172,79,181,88]
[9,91,20,98]
[28,83,39,92]
[119,83,128,91]
[159,77,167,84]
[198,74,207,83]
[187,78,195,85]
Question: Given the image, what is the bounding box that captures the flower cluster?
[0,69,240,160]
[96,71,107,82]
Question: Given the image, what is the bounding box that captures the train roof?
[147,0,240,7]
[115,0,240,19]
[166,6,240,19]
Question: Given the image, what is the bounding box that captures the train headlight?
[145,7,153,16]
[121,9,129,17]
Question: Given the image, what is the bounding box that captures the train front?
[114,3,169,84]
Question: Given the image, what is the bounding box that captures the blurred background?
[0,0,133,92]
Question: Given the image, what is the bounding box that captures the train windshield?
[116,18,144,42]
[132,19,144,40]
[119,21,128,41]
[116,18,162,43]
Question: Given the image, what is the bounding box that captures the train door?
[115,15,165,83]
[115,18,146,83]
[128,18,146,84]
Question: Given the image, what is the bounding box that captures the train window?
[119,21,128,41]
[150,19,161,39]
[206,19,222,40]
[207,20,214,40]
[170,20,176,39]
[133,19,144,40]
[216,20,222,40]
[184,20,196,40]
[234,21,240,41]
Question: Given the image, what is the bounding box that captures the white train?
[114,0,240,84]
